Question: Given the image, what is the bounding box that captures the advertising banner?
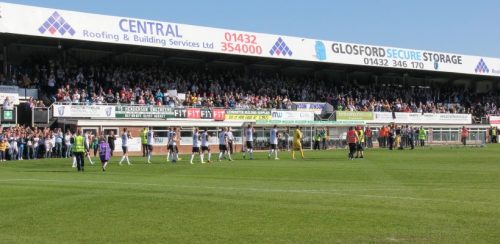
[0,85,20,105]
[212,109,226,121]
[173,108,214,119]
[225,110,272,121]
[271,111,315,121]
[115,105,174,119]
[336,111,373,121]
[256,120,366,126]
[1,2,499,77]
[293,102,326,114]
[490,116,500,126]
[372,112,471,124]
[53,104,115,118]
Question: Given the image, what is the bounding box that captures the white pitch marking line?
[1,178,499,206]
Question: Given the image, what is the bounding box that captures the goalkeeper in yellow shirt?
[292,126,305,160]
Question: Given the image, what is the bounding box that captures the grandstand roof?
[0,2,499,80]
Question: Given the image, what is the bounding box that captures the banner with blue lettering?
[0,2,499,77]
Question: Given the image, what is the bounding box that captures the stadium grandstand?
[1,2,499,156]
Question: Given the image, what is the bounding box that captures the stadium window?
[180,130,191,138]
[432,128,441,142]
[103,128,119,137]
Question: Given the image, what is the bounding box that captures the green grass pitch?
[1,145,499,243]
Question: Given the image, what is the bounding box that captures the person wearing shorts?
[118,128,131,165]
[218,127,232,162]
[243,124,255,160]
[292,126,304,160]
[190,128,204,164]
[200,129,212,163]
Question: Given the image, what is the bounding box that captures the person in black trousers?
[388,125,395,150]
[73,129,89,172]
[107,131,116,157]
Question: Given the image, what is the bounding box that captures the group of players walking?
[72,123,485,172]
[71,123,311,172]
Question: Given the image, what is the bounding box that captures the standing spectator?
[9,135,18,160]
[107,130,116,156]
[388,125,395,150]
[33,134,40,159]
[0,138,8,162]
[320,128,328,150]
[313,132,321,150]
[44,135,52,158]
[26,135,33,160]
[461,126,469,146]
[17,134,26,160]
[490,126,497,143]
[418,126,427,147]
[54,129,63,158]
[365,126,373,148]
[64,131,73,158]
[408,126,415,150]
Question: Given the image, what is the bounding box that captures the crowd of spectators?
[1,59,500,117]
[0,125,112,162]
[0,125,68,161]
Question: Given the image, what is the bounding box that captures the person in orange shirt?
[378,126,388,148]
[365,126,373,148]
[461,126,469,146]
[346,127,357,160]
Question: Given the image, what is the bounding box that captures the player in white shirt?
[168,127,179,163]
[190,128,205,164]
[146,128,154,164]
[118,128,132,165]
[200,129,212,163]
[218,127,232,162]
[268,125,280,160]
[243,124,255,160]
[85,132,94,165]
[226,127,235,156]
[165,128,172,162]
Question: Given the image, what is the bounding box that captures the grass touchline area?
[1,145,499,243]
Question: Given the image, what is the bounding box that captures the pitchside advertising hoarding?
[335,111,471,124]
[224,110,272,121]
[271,111,315,121]
[372,112,472,124]
[336,111,373,121]
[115,105,174,119]
[1,2,499,77]
[490,116,500,126]
[53,104,116,118]
[0,85,20,105]
[174,108,225,120]
[293,102,326,114]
